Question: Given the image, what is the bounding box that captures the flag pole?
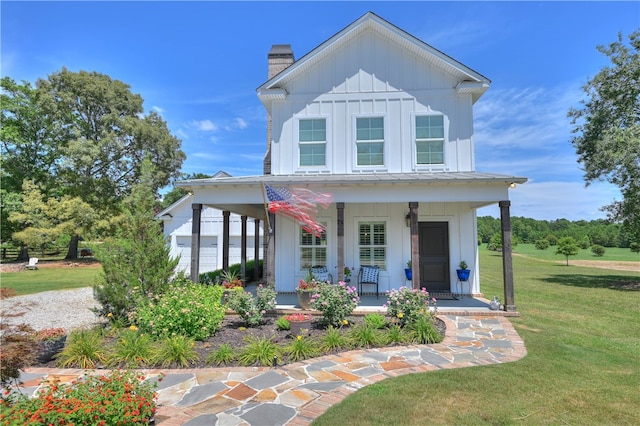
[260,182,272,233]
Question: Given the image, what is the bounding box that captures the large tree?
[0,77,68,195]
[1,69,186,258]
[568,31,640,243]
[37,68,186,212]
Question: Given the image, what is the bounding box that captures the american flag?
[264,184,332,237]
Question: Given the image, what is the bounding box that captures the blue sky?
[2,1,638,221]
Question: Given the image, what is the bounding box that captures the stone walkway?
[16,316,526,425]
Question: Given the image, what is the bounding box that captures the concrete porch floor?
[245,283,518,317]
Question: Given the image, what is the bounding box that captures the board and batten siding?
[269,30,476,176]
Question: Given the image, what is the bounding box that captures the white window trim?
[299,222,329,272]
[357,221,387,271]
[353,114,388,171]
[296,116,330,172]
[412,112,447,171]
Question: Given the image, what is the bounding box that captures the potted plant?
[404,260,412,280]
[283,313,313,336]
[343,266,353,282]
[296,273,318,309]
[456,260,470,281]
[33,327,67,363]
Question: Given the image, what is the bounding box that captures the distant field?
[0,261,101,296]
[510,243,639,264]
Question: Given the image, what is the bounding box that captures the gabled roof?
[257,11,491,105]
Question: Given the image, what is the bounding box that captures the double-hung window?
[358,222,386,270]
[299,119,326,167]
[300,225,327,269]
[356,117,384,166]
[415,115,444,165]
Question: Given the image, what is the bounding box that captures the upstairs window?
[356,117,384,166]
[358,222,386,270]
[416,115,444,165]
[300,225,327,270]
[299,119,326,167]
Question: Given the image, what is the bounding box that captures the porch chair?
[26,257,39,270]
[309,265,333,283]
[358,265,380,299]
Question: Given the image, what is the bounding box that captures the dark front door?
[419,222,450,292]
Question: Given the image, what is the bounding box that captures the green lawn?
[0,266,101,296]
[313,248,640,425]
[513,242,640,263]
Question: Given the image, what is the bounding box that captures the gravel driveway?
[0,288,105,331]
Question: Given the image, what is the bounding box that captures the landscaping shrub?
[591,244,606,257]
[133,279,225,341]
[154,335,199,368]
[56,328,109,369]
[310,281,360,327]
[0,370,159,425]
[238,335,280,366]
[384,286,437,327]
[200,259,264,284]
[110,328,155,368]
[347,324,383,348]
[363,313,387,329]
[409,314,443,344]
[206,344,236,366]
[226,284,276,327]
[534,239,550,250]
[93,159,180,322]
[284,335,319,361]
[0,324,37,385]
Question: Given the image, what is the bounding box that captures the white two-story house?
[178,12,526,310]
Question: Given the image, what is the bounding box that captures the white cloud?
[234,117,248,129]
[175,128,188,140]
[190,119,218,132]
[152,106,164,114]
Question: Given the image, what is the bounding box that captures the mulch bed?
[32,315,446,369]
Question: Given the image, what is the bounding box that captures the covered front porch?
[242,282,520,317]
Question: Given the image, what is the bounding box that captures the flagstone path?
[16,315,526,425]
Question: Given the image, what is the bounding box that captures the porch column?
[409,202,419,289]
[254,219,261,280]
[499,200,516,311]
[266,212,276,285]
[222,211,230,271]
[336,203,345,281]
[241,215,247,280]
[190,203,202,283]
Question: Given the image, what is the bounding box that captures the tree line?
[478,216,635,249]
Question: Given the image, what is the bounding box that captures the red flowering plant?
[0,369,162,425]
[297,272,321,292]
[220,270,243,289]
[283,313,312,322]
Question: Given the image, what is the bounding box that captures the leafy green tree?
[556,237,580,266]
[37,68,186,212]
[8,181,59,258]
[0,189,22,247]
[1,77,68,195]
[568,31,640,244]
[591,245,605,257]
[534,239,550,250]
[93,157,180,322]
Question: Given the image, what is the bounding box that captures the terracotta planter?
[289,320,312,336]
[297,291,313,310]
[36,335,67,363]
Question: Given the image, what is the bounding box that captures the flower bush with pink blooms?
[384,286,437,327]
[310,281,360,327]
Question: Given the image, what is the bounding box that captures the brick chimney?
[264,44,294,175]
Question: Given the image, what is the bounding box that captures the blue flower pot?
[456,269,470,281]
[404,268,412,280]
